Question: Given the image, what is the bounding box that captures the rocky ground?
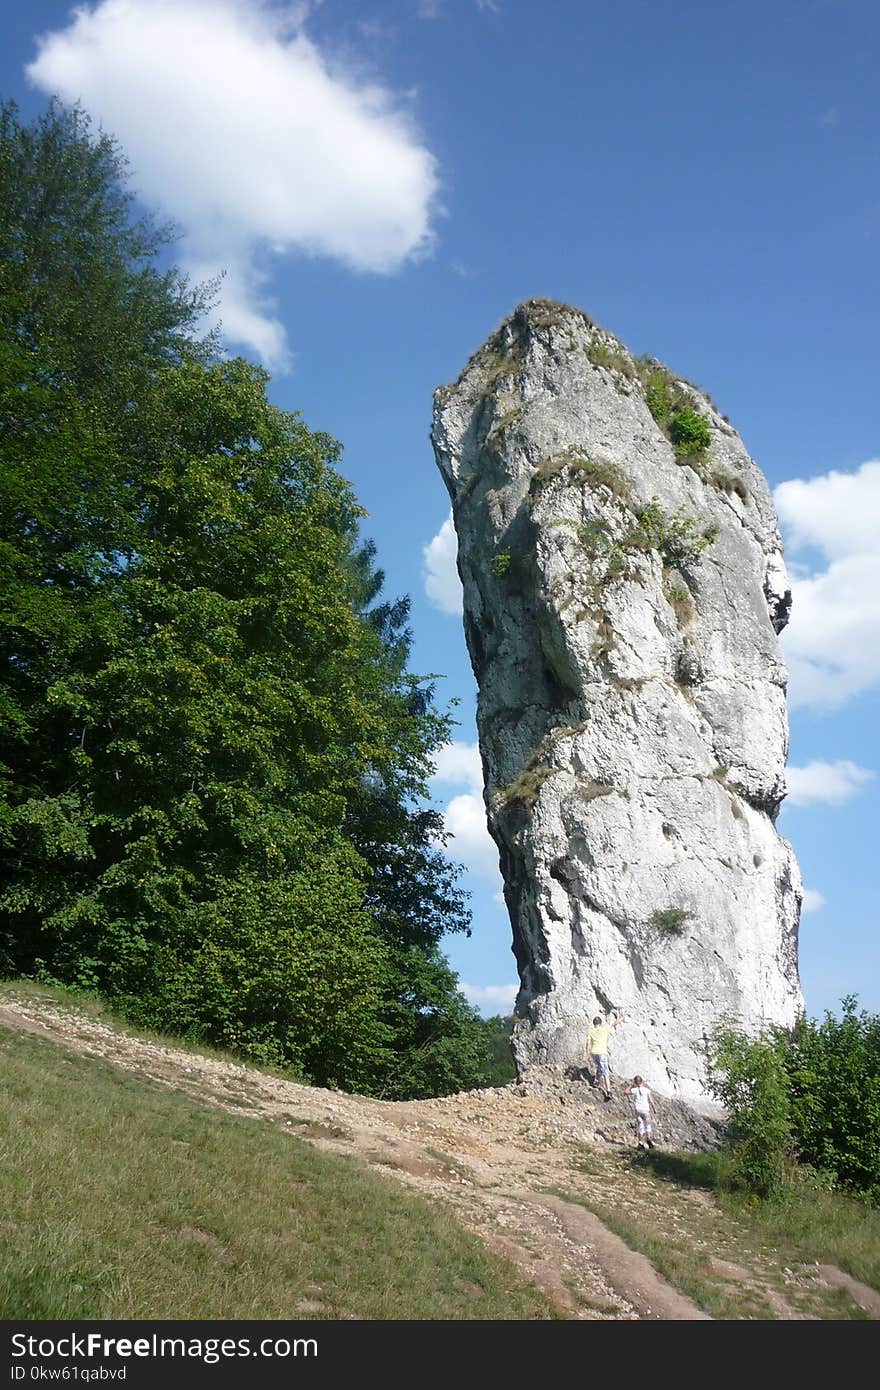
[2,989,877,1321]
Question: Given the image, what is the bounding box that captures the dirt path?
[1,993,873,1320]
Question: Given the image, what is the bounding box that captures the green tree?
[478,1014,517,1087]
[783,998,880,1201]
[343,540,487,1097]
[707,1024,792,1199]
[1,99,490,1096]
[3,352,400,1085]
[0,98,209,905]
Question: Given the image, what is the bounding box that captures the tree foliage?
[0,100,488,1097]
[707,1024,792,1199]
[784,998,880,1201]
[707,1000,880,1203]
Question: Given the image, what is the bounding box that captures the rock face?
[431,299,803,1105]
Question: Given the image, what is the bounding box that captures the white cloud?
[431,740,500,885]
[460,982,518,1013]
[775,461,880,709]
[27,0,439,370]
[423,510,462,614]
[786,759,875,807]
[801,888,826,914]
[431,740,483,793]
[443,791,500,881]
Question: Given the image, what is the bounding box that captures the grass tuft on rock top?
[585,338,635,379]
[0,1024,556,1321]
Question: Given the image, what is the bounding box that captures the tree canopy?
[0,99,501,1097]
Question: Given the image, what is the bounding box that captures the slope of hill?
[2,985,877,1321]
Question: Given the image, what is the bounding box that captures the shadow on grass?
[628,1147,722,1190]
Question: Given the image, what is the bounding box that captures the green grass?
[553,1156,867,1317]
[585,339,635,379]
[558,1187,767,1319]
[530,453,631,503]
[640,1149,880,1292]
[0,1025,557,1320]
[1,979,299,1083]
[558,1145,878,1319]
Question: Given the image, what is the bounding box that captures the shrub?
[668,407,711,457]
[496,763,554,810]
[604,544,629,581]
[706,1000,880,1205]
[640,362,712,464]
[706,1025,792,1200]
[491,552,512,577]
[782,998,880,1202]
[649,906,693,936]
[643,369,682,426]
[629,498,715,569]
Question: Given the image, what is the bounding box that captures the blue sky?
[4,0,878,1019]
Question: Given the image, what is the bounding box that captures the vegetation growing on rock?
[650,907,694,936]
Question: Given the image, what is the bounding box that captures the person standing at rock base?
[625,1076,656,1149]
[585,1013,623,1101]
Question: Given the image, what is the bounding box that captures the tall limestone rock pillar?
[432,300,803,1104]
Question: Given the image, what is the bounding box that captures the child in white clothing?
[625,1075,656,1149]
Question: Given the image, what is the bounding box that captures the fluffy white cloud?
[443,791,500,881]
[786,759,875,807]
[27,0,439,370]
[431,740,500,884]
[801,888,826,914]
[775,461,880,709]
[460,982,518,1012]
[432,739,482,793]
[423,511,462,615]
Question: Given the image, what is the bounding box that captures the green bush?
[669,408,711,457]
[649,906,693,936]
[641,364,712,463]
[707,1003,880,1204]
[707,1025,792,1200]
[783,998,880,1202]
[644,369,680,425]
[491,552,512,577]
[629,498,715,568]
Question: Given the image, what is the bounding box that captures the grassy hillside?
[0,1024,555,1320]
